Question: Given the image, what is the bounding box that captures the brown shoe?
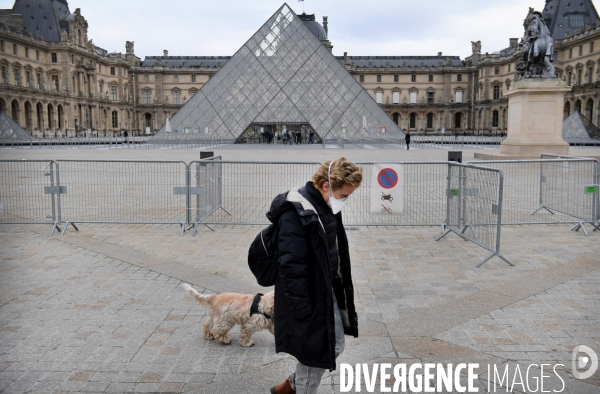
[270,377,295,394]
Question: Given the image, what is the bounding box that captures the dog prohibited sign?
[371,164,404,215]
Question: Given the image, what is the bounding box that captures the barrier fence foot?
[570,221,589,236]
[531,205,554,215]
[498,253,516,267]
[60,222,70,235]
[50,222,60,236]
[461,225,476,239]
[180,223,186,237]
[476,252,516,268]
[475,252,496,268]
[435,229,452,241]
[593,222,600,231]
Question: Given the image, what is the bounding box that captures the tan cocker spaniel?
[181,284,274,347]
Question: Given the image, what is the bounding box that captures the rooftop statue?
[516,9,556,78]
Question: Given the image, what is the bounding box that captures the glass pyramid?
[0,112,33,140]
[153,3,403,143]
[562,110,600,140]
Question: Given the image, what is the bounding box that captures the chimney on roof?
[509,38,518,48]
[163,50,168,57]
[323,16,328,36]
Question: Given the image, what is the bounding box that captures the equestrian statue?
[516,9,556,78]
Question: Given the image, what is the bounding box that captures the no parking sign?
[371,164,404,215]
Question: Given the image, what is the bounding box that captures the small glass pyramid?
[0,112,33,140]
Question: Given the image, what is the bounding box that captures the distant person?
[405,131,411,150]
[296,131,302,145]
[123,130,128,143]
[308,131,314,144]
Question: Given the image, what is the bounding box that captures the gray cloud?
[5,0,593,59]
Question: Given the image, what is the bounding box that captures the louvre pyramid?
[562,110,600,140]
[153,3,403,141]
[0,112,33,140]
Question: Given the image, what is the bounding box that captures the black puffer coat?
[269,182,358,370]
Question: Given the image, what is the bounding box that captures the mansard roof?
[336,56,466,68]
[139,56,232,68]
[543,0,600,40]
[140,55,467,70]
[11,0,71,41]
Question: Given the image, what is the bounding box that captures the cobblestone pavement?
[0,146,599,393]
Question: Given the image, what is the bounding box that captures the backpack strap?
[286,187,325,233]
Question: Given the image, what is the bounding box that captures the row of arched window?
[390,112,465,129]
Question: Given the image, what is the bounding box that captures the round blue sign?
[377,168,398,189]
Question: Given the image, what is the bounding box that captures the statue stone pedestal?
[500,78,570,156]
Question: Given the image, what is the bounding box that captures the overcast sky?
[2,0,598,59]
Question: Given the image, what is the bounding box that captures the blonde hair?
[312,157,363,191]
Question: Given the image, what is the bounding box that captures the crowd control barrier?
[53,160,189,235]
[0,160,60,232]
[467,157,600,235]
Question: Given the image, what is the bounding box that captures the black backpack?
[248,208,290,287]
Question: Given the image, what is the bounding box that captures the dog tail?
[180,283,213,308]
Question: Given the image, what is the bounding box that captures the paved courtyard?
[0,144,599,393]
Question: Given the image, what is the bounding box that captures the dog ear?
[261,292,275,316]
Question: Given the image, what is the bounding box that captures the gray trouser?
[290,293,345,394]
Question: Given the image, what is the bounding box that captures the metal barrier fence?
[437,163,513,267]
[53,160,189,235]
[0,160,59,230]
[190,160,507,266]
[189,157,230,234]
[467,157,600,234]
[191,161,450,227]
[7,157,596,265]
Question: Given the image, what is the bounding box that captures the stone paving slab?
[1,220,598,393]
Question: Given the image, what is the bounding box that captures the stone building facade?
[1,0,599,138]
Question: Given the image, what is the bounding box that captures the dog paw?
[222,337,232,345]
[240,340,255,347]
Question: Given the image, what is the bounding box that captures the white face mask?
[326,160,349,214]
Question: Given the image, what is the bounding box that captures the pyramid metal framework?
[0,112,33,140]
[562,110,600,140]
[153,3,403,142]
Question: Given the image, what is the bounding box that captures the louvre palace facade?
[1,0,599,139]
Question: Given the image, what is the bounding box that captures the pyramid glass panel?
[152,3,404,142]
[0,112,33,140]
[562,110,600,140]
